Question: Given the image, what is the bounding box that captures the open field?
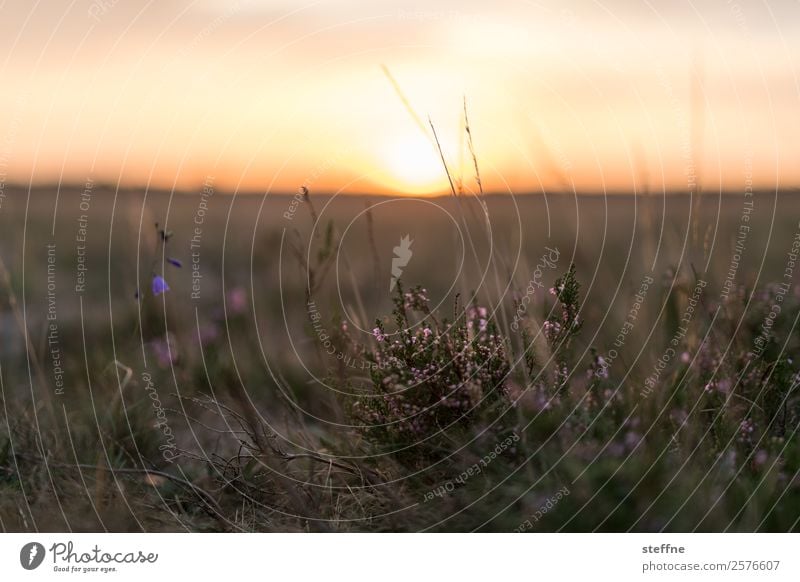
[1,185,800,532]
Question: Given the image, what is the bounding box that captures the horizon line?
[5,182,800,198]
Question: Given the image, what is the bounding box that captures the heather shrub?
[349,284,511,457]
[518,263,584,397]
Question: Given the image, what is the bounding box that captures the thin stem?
[428,117,457,198]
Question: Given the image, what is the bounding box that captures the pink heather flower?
[373,327,385,342]
[423,327,432,338]
[151,333,178,368]
[197,324,220,346]
[595,356,609,379]
[705,379,732,394]
[738,419,755,444]
[543,320,562,338]
[227,287,247,315]
[680,352,691,364]
[624,431,641,450]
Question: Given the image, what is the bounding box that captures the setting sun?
[377,134,450,195]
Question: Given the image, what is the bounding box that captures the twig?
[283,453,366,478]
[14,452,224,516]
[0,254,52,417]
[463,96,483,196]
[365,200,381,295]
[300,186,319,229]
[429,117,457,198]
[381,64,433,144]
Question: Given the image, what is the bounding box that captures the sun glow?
[377,134,450,195]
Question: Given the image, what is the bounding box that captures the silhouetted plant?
[350,284,510,457]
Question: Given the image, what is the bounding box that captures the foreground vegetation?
[1,185,799,532]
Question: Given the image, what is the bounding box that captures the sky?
[0,0,798,195]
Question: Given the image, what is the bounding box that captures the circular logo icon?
[19,542,46,570]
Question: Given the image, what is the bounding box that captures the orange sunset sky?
[0,0,798,195]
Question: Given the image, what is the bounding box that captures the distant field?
[1,186,800,531]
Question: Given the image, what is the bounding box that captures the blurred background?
[0,0,798,194]
[1,1,799,532]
